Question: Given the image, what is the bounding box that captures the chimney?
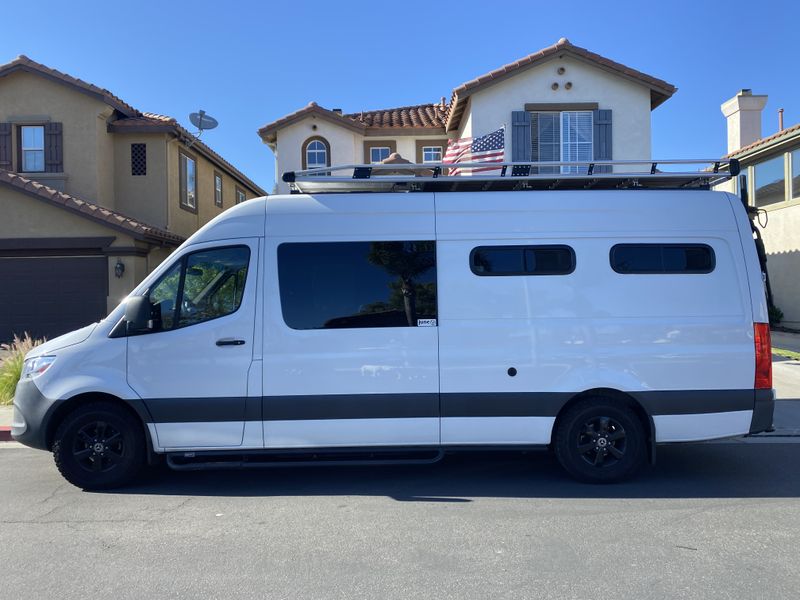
[721,89,767,153]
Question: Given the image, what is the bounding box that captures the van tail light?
[754,322,772,390]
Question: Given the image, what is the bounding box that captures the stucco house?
[717,89,800,327]
[0,55,266,341]
[259,38,677,193]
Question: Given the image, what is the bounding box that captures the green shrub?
[0,333,44,405]
[769,304,784,325]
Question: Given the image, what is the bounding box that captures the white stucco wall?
[274,117,359,194]
[463,55,653,164]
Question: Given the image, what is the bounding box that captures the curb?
[0,426,12,442]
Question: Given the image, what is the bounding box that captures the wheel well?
[46,393,150,452]
[551,388,656,463]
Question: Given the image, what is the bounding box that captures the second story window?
[20,125,45,172]
[179,152,197,211]
[131,143,147,176]
[422,146,443,163]
[531,111,593,174]
[370,146,391,163]
[214,172,223,207]
[302,137,330,174]
[236,187,246,204]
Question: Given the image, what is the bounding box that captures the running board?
[166,448,446,471]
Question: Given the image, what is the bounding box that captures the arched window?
[302,136,330,171]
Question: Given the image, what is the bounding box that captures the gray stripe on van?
[141,390,756,423]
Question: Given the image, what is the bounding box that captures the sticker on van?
[417,319,437,327]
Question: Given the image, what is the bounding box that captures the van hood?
[28,323,97,358]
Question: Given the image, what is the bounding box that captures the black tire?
[52,401,145,490]
[554,397,647,483]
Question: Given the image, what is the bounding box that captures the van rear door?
[127,238,260,449]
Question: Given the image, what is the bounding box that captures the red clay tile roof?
[725,122,800,158]
[445,38,677,131]
[258,101,448,143]
[258,102,367,142]
[0,170,184,246]
[0,55,265,196]
[344,103,448,129]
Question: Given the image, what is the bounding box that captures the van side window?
[610,244,715,274]
[147,246,250,331]
[470,245,575,276]
[278,241,437,330]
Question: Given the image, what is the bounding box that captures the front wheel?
[554,397,647,483]
[52,401,145,490]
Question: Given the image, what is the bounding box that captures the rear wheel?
[554,397,646,483]
[53,401,145,490]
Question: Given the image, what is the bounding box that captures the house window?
[131,143,147,176]
[179,152,197,211]
[236,187,246,204]
[422,146,443,163]
[302,136,330,172]
[278,241,437,330]
[791,150,800,200]
[370,146,391,163]
[753,155,785,207]
[214,172,223,207]
[20,125,45,172]
[530,111,593,173]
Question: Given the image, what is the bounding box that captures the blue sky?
[2,0,796,192]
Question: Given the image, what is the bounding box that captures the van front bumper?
[11,379,58,451]
[749,389,776,434]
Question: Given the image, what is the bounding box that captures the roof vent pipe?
[778,108,784,132]
[332,108,342,115]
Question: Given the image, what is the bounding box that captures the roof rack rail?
[282,158,739,194]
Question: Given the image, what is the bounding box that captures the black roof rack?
[282,159,739,194]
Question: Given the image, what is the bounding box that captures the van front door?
[127,239,260,449]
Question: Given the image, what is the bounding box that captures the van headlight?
[21,356,57,380]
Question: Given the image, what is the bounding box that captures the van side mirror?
[124,296,153,335]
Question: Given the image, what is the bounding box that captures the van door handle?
[216,338,246,346]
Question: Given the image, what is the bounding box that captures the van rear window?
[470,245,575,276]
[610,244,715,274]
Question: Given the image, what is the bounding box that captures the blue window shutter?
[511,111,532,162]
[593,109,612,172]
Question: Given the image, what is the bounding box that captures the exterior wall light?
[115,260,125,278]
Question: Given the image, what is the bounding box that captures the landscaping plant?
[0,333,44,405]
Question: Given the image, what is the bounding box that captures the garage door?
[0,255,108,342]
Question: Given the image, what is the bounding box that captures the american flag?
[443,127,505,175]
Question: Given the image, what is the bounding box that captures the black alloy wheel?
[554,397,646,483]
[53,401,145,490]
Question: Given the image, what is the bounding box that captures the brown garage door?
[0,255,108,342]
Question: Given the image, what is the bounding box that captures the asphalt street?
[2,442,800,600]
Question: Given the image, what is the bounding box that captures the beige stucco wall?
[465,55,653,165]
[760,204,800,326]
[113,133,170,229]
[166,138,260,239]
[0,71,113,206]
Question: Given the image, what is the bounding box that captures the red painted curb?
[0,426,12,442]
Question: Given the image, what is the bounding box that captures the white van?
[11,160,774,489]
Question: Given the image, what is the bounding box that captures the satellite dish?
[189,110,218,131]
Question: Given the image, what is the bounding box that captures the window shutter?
[593,109,612,173]
[0,123,11,170]
[511,111,532,162]
[44,122,63,173]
